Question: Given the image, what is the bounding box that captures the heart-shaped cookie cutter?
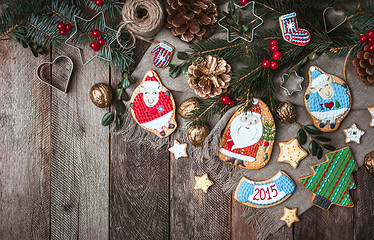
[36,55,74,94]
[323,7,347,34]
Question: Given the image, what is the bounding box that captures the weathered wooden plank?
[170,137,231,240]
[49,44,110,239]
[231,198,257,240]
[0,40,51,239]
[294,203,353,239]
[110,138,170,239]
[353,167,374,239]
[265,225,293,240]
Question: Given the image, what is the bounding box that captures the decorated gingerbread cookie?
[151,41,174,68]
[368,106,374,127]
[305,66,352,132]
[194,173,214,193]
[298,147,357,210]
[277,138,308,169]
[130,70,177,138]
[218,98,276,170]
[343,123,365,144]
[280,207,299,227]
[234,170,295,208]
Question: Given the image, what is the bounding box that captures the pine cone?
[353,45,374,86]
[188,55,231,98]
[165,0,218,43]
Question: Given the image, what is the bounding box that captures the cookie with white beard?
[218,98,276,169]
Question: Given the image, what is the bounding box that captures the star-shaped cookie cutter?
[218,1,263,43]
[280,70,304,96]
[65,12,118,65]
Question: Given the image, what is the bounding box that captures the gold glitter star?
[194,173,214,193]
[277,138,308,169]
[280,207,299,227]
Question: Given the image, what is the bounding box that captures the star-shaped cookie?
[368,106,374,127]
[194,173,214,193]
[280,207,299,227]
[343,123,365,144]
[168,140,188,159]
[277,138,308,169]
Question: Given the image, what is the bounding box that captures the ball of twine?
[116,0,164,49]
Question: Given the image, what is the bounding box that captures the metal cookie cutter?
[36,56,74,94]
[280,70,304,96]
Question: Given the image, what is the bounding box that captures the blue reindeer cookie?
[305,66,352,132]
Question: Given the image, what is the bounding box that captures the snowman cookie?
[130,70,177,138]
[218,98,276,170]
[305,66,352,132]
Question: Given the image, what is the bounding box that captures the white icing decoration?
[141,111,173,132]
[368,107,374,127]
[168,140,188,159]
[343,123,365,144]
[310,108,348,122]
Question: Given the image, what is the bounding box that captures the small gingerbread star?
[168,140,188,159]
[277,138,308,169]
[343,123,365,144]
[368,106,374,127]
[280,207,299,227]
[194,173,214,193]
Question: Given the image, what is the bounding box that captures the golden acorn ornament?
[178,97,201,119]
[165,0,218,42]
[187,124,209,147]
[187,55,231,98]
[277,101,297,124]
[90,83,113,108]
[364,151,374,175]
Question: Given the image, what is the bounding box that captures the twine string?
[116,0,164,49]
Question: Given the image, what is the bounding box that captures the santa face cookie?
[130,70,177,138]
[305,66,351,132]
[218,98,276,169]
[234,171,295,208]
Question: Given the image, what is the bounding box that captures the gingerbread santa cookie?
[218,98,276,169]
[130,70,177,138]
[234,171,295,208]
[305,66,352,132]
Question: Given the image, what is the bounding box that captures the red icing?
[324,101,334,109]
[132,91,173,124]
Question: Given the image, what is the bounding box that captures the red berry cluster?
[57,22,73,36]
[241,0,250,5]
[359,30,374,52]
[90,29,106,52]
[262,39,282,70]
[220,95,234,107]
[90,0,104,6]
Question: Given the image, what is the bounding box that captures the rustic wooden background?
[1,2,374,239]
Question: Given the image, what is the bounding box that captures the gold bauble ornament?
[364,151,374,175]
[277,101,297,124]
[187,124,210,147]
[178,97,201,119]
[90,83,113,108]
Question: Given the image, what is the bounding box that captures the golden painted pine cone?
[165,0,218,43]
[187,55,231,98]
[352,45,374,86]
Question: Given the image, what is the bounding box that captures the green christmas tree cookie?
[298,147,357,210]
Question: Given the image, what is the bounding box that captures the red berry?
[262,60,270,68]
[220,95,230,104]
[270,44,279,52]
[59,29,67,36]
[98,38,106,46]
[368,37,374,44]
[65,24,72,32]
[92,29,101,38]
[272,51,282,61]
[57,22,66,30]
[269,39,277,46]
[264,142,269,147]
[90,41,101,51]
[227,99,234,107]
[241,0,250,5]
[368,44,374,52]
[359,35,368,43]
[367,30,374,38]
[95,0,104,6]
[270,61,278,70]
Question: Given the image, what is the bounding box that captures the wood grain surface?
[0,1,373,239]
